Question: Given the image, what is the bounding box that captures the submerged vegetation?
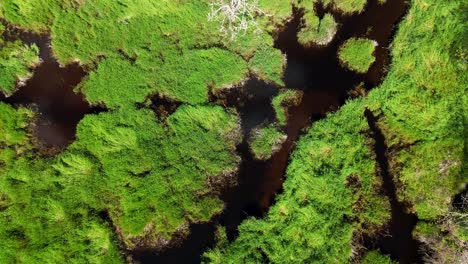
[0,0,466,263]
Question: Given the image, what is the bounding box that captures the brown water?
[0,22,97,151]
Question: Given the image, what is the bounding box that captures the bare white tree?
[208,0,266,40]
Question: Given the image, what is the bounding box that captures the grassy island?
[298,12,337,47]
[249,126,287,160]
[338,38,377,73]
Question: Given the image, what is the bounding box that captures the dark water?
[0,23,93,151]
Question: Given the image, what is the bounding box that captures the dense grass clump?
[57,105,242,249]
[338,38,377,73]
[50,1,280,105]
[0,104,242,261]
[298,12,337,47]
[272,89,303,126]
[0,36,39,95]
[249,125,286,160]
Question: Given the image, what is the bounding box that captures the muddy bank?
[0,23,96,151]
[365,109,423,263]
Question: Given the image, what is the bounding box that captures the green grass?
[249,126,287,160]
[206,0,466,262]
[0,0,466,262]
[298,12,337,47]
[0,102,124,263]
[272,89,303,126]
[0,0,294,259]
[338,38,377,73]
[0,39,39,95]
[0,104,242,261]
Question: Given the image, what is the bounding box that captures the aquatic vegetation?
[0,102,124,263]
[338,38,377,73]
[249,125,286,160]
[298,12,337,47]
[0,37,39,95]
[271,89,303,126]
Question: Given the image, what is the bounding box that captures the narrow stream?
[365,109,422,263]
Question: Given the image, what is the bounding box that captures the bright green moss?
[298,12,337,47]
[249,126,286,160]
[272,89,303,126]
[362,251,395,264]
[338,38,377,73]
[0,39,39,95]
